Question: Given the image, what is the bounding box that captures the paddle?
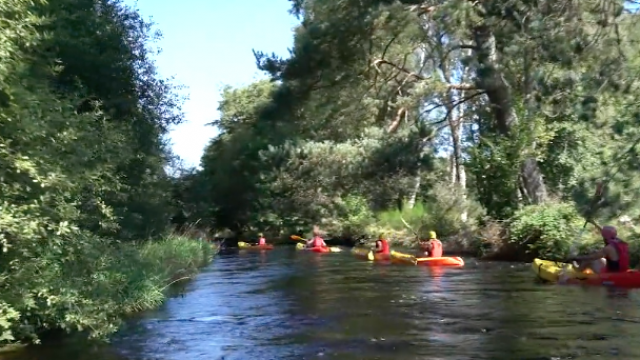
[569,181,605,258]
[290,235,306,242]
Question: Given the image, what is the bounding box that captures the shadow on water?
[4,248,640,359]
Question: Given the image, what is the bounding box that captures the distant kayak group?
[238,225,464,267]
[235,220,640,289]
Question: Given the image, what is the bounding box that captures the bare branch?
[387,107,407,133]
[372,58,475,90]
[408,4,437,16]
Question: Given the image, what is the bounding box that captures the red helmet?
[601,225,617,242]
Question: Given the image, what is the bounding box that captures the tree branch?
[372,58,475,90]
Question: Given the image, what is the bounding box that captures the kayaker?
[374,233,390,254]
[569,224,629,273]
[306,226,327,248]
[419,231,443,258]
[257,233,266,246]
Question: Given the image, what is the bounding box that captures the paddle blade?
[367,251,374,261]
[290,235,304,241]
[295,242,304,250]
[330,246,342,252]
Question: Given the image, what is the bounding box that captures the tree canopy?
[183,0,640,253]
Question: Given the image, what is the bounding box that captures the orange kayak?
[416,256,464,266]
[391,251,464,267]
[238,241,274,250]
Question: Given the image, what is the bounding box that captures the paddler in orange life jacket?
[257,233,267,246]
[568,224,629,274]
[306,226,327,248]
[419,231,443,258]
[374,233,390,255]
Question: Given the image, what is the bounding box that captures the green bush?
[330,195,375,237]
[0,234,211,344]
[371,182,484,246]
[509,202,598,259]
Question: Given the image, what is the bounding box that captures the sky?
[123,0,300,168]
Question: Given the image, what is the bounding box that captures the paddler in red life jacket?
[306,226,327,248]
[257,233,267,246]
[569,224,629,274]
[419,231,443,258]
[374,233,390,255]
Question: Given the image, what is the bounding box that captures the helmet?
[378,233,385,240]
[601,226,617,241]
[428,231,437,239]
[258,232,264,237]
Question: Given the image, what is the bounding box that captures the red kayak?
[295,243,334,253]
[532,259,640,288]
[564,270,640,288]
[238,241,274,250]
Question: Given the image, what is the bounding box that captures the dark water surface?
[4,247,640,360]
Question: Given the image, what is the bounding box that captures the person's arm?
[573,248,606,261]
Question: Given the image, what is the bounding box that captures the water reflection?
[4,248,640,360]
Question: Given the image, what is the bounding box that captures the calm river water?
[4,247,640,360]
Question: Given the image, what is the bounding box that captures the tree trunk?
[472,24,548,204]
[406,174,420,209]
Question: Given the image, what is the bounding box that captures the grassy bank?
[0,234,212,346]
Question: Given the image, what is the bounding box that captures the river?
[3,247,640,360]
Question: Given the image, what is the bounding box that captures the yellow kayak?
[533,258,598,282]
[388,250,422,265]
[238,241,274,250]
[532,258,576,282]
[351,247,390,261]
[390,250,464,266]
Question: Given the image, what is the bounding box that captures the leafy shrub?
[0,233,211,344]
[330,195,375,237]
[509,202,597,259]
[372,181,484,247]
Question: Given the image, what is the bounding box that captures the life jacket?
[376,239,390,254]
[606,239,629,272]
[258,237,266,246]
[311,236,325,248]
[428,239,443,258]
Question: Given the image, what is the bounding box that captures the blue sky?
[124,0,299,168]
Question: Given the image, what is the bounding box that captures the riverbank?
[0,235,212,348]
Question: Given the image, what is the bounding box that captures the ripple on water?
[5,249,640,360]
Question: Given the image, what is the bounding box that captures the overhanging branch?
[372,58,475,90]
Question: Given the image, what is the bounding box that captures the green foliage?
[509,202,593,259]
[0,234,210,343]
[373,183,484,245]
[0,0,201,345]
[183,0,640,261]
[332,195,376,237]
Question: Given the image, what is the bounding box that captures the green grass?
[118,235,213,314]
[0,233,213,345]
[376,202,429,232]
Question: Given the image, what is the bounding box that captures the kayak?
[351,247,390,261]
[390,250,464,267]
[532,258,640,288]
[295,242,341,253]
[238,241,274,250]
